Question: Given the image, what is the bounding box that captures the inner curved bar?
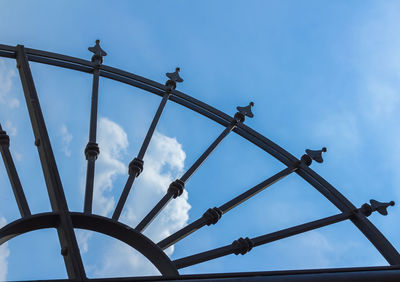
[0,212,58,244]
[0,43,398,265]
[0,213,179,277]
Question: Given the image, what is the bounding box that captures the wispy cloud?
[59,124,73,157]
[94,131,190,277]
[0,59,18,109]
[3,120,17,137]
[92,117,128,217]
[76,117,190,277]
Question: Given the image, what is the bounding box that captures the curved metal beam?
[0,212,58,244]
[0,212,179,277]
[70,213,179,277]
[0,43,398,264]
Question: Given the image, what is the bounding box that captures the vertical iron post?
[16,45,86,280]
[84,40,106,214]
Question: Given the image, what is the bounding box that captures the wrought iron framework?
[0,41,399,281]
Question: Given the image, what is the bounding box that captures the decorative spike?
[237,102,254,118]
[234,102,254,123]
[88,39,107,63]
[370,199,395,216]
[305,147,327,163]
[165,67,183,90]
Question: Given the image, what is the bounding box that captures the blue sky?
[1,0,400,280]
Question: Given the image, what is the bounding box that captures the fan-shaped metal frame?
[0,42,399,281]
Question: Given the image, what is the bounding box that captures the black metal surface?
[15,45,87,280]
[84,40,105,214]
[70,213,179,277]
[0,123,31,217]
[135,108,245,233]
[173,200,394,269]
[112,69,177,221]
[158,165,298,250]
[24,266,400,281]
[0,43,398,280]
[0,212,178,277]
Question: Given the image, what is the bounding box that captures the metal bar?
[173,211,351,269]
[158,165,298,250]
[135,122,236,233]
[9,266,400,282]
[0,50,15,59]
[1,44,398,264]
[112,92,170,221]
[15,45,86,280]
[158,217,207,250]
[83,64,101,214]
[180,123,236,183]
[296,166,400,265]
[112,174,135,221]
[0,212,59,244]
[219,165,298,213]
[251,212,351,247]
[138,92,170,160]
[0,123,31,217]
[28,54,93,74]
[135,192,173,232]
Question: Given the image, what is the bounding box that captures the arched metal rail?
[0,43,399,281]
[0,212,178,277]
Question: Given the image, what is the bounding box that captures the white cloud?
[76,230,91,254]
[59,124,73,157]
[0,59,18,108]
[0,217,10,281]
[122,132,189,252]
[77,117,129,263]
[8,98,19,109]
[3,120,17,136]
[94,130,190,277]
[92,117,128,217]
[78,118,190,277]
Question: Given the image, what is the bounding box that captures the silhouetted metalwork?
[173,200,395,269]
[112,68,181,221]
[83,40,106,214]
[16,45,86,279]
[0,123,31,217]
[0,41,399,281]
[135,102,253,233]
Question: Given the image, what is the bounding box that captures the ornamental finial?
[301,147,327,166]
[88,39,107,63]
[165,67,183,90]
[234,102,254,123]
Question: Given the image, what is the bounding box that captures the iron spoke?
[158,165,298,250]
[135,103,254,233]
[112,92,170,221]
[83,40,106,214]
[0,123,31,217]
[173,211,352,269]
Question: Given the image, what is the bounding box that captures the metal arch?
[0,213,179,277]
[0,44,399,265]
